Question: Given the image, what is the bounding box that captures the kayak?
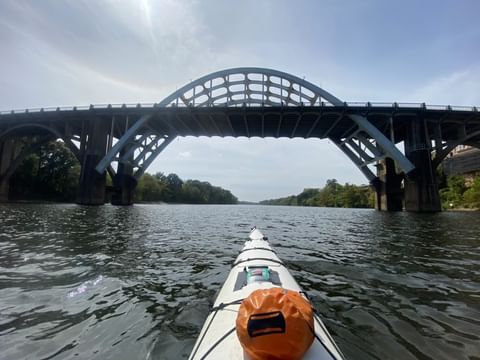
[188,227,345,360]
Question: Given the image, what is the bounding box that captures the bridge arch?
[433,130,480,168]
[96,67,414,185]
[159,67,343,107]
[0,124,82,201]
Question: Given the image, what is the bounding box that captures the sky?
[0,0,479,201]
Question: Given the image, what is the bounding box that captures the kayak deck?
[189,229,344,360]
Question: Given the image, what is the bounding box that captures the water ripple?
[0,204,479,359]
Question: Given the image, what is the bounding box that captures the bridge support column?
[0,138,20,202]
[0,178,8,202]
[373,158,403,211]
[77,118,110,205]
[111,151,136,206]
[404,118,441,212]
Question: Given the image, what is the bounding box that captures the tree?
[260,179,375,208]
[133,172,238,204]
[135,173,168,202]
[10,140,80,201]
[36,141,79,198]
[463,176,480,209]
[439,175,467,209]
[165,173,183,202]
[297,188,319,206]
[7,141,236,205]
[182,180,206,203]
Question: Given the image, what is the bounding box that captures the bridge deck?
[1,104,479,144]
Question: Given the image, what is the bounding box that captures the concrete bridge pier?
[374,157,403,211]
[0,139,13,202]
[111,150,136,205]
[0,178,8,202]
[0,138,21,202]
[76,119,110,205]
[404,118,441,212]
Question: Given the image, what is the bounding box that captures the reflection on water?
[0,204,479,359]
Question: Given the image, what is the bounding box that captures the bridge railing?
[0,102,478,116]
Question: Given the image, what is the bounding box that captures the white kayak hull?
[189,228,344,360]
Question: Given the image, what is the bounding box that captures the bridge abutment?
[374,158,403,211]
[404,119,441,212]
[76,119,109,205]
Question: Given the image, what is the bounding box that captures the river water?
[0,204,479,360]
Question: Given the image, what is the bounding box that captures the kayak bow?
[189,227,344,360]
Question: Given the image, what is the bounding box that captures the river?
[0,204,479,359]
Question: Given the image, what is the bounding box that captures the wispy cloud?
[411,67,480,106]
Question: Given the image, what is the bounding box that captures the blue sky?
[1,0,479,201]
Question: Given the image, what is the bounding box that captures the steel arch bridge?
[94,67,414,183]
[1,67,479,211]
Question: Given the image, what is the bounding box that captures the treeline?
[10,140,238,204]
[439,174,480,209]
[260,179,375,208]
[134,172,238,204]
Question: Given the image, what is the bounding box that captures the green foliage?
[10,140,80,202]
[342,183,370,208]
[10,140,238,205]
[260,179,374,208]
[134,173,169,202]
[260,195,298,206]
[439,174,480,210]
[134,173,238,204]
[463,177,480,208]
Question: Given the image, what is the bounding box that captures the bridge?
[1,67,479,211]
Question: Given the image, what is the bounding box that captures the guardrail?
[0,102,478,116]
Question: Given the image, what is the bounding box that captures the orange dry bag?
[236,287,314,360]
